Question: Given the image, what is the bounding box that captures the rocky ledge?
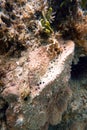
[0,41,74,130]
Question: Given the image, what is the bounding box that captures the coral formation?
[0,0,86,56]
[48,0,87,55]
[0,40,74,130]
[0,0,40,55]
[0,0,87,130]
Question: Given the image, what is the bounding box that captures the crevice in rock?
[71,56,87,80]
[0,97,9,130]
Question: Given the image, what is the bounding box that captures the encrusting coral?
[48,0,87,54]
[0,0,86,57]
[0,0,41,55]
[59,14,87,53]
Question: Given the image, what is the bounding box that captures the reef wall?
[0,0,87,130]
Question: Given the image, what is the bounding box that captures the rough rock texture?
[65,56,87,130]
[0,41,74,130]
[48,56,87,130]
[0,0,87,130]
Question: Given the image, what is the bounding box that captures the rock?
[1,41,74,130]
[53,55,87,130]
[0,0,87,130]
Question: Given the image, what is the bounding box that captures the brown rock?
[1,41,74,130]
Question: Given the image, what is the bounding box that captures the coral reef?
[0,0,42,55]
[0,41,74,130]
[0,0,87,130]
[0,0,87,56]
[48,0,87,55]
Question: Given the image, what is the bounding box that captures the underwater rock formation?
[0,0,87,130]
[0,41,74,130]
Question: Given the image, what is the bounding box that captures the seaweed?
[40,7,54,34]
